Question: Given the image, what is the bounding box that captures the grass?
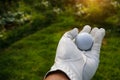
[0,24,120,80]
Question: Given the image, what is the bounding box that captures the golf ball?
[75,32,93,51]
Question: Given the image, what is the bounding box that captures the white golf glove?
[45,25,105,80]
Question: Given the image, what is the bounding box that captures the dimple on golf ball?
[75,32,93,51]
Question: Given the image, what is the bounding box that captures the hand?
[48,25,105,80]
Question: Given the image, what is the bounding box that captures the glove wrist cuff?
[44,63,78,80]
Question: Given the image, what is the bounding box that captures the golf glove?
[45,25,105,80]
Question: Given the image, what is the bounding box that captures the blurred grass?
[0,24,120,80]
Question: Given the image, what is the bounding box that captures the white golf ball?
[75,32,93,51]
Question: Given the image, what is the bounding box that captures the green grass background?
[0,25,120,80]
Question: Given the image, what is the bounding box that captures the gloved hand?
[45,25,105,80]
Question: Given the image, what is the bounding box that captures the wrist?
[45,70,70,80]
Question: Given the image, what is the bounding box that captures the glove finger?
[91,28,105,54]
[80,25,91,33]
[90,27,99,37]
[64,28,78,40]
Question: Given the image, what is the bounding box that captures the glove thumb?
[63,28,78,40]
